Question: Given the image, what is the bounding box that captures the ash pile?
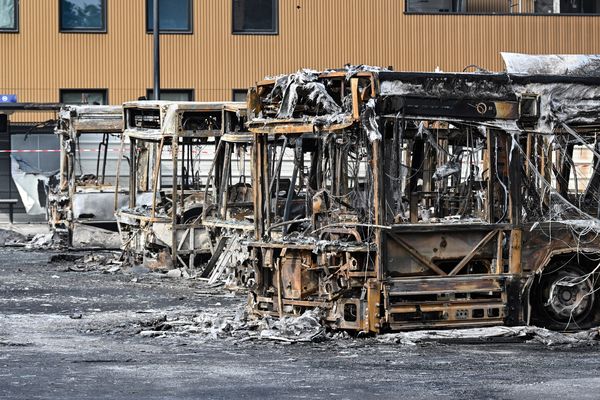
[133,308,600,347]
[136,308,328,344]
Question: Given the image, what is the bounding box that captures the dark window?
[535,0,600,13]
[0,0,18,32]
[145,89,194,101]
[0,114,7,133]
[232,89,247,102]
[557,0,599,13]
[232,0,277,34]
[146,0,192,33]
[60,0,106,31]
[406,0,600,14]
[405,0,465,13]
[60,89,107,105]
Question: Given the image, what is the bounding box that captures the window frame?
[145,0,193,35]
[0,0,19,33]
[59,88,109,105]
[403,0,600,15]
[59,0,107,33]
[231,0,279,35]
[231,89,248,102]
[145,88,195,101]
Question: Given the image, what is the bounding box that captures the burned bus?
[245,56,600,332]
[48,105,126,248]
[198,103,256,286]
[115,101,249,271]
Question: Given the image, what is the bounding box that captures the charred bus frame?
[245,63,600,332]
[116,101,248,270]
[48,105,125,247]
[198,103,257,285]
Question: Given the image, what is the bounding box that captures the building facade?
[1,0,600,111]
[0,0,600,222]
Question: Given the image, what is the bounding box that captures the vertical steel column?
[171,139,179,266]
[153,0,160,101]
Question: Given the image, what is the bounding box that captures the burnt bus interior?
[247,70,395,331]
[246,65,600,333]
[197,105,258,286]
[116,102,250,270]
[249,128,378,330]
[202,105,253,229]
[49,105,126,247]
[117,102,222,268]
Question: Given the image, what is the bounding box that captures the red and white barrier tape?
[0,147,213,155]
[0,149,61,153]
[0,148,128,153]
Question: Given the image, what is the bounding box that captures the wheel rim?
[543,267,595,323]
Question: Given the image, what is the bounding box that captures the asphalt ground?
[2,247,600,400]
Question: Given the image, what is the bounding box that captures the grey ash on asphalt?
[2,247,600,400]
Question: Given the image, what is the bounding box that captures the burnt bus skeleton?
[48,105,126,248]
[246,58,600,333]
[115,101,252,275]
[199,103,256,286]
[116,101,221,269]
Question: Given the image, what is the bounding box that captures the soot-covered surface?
[2,247,600,400]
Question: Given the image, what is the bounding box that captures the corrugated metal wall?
[2,0,600,113]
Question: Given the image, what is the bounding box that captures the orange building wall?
[1,0,600,111]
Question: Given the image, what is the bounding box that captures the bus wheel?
[531,264,598,331]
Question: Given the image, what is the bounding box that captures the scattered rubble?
[134,308,327,344]
[378,326,600,347]
[48,253,82,263]
[132,308,600,347]
[69,224,122,249]
[25,233,57,249]
[259,309,326,343]
[48,251,123,274]
[166,269,182,278]
[0,228,27,246]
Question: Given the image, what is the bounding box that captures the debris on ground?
[136,310,248,341]
[166,269,182,278]
[0,228,27,246]
[135,308,327,344]
[70,310,83,319]
[49,251,123,274]
[70,224,122,249]
[259,309,326,343]
[377,326,600,347]
[81,252,120,268]
[49,253,83,263]
[133,309,600,347]
[25,233,58,249]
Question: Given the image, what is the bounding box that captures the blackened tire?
[530,263,599,331]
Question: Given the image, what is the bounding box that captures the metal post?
[7,119,12,224]
[153,0,160,101]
